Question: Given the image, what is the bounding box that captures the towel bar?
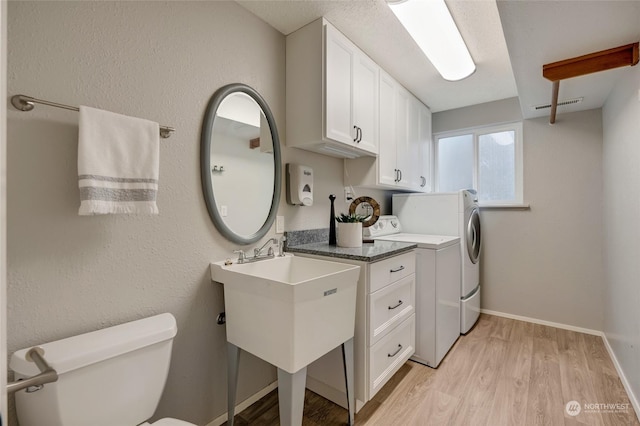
[11,94,175,139]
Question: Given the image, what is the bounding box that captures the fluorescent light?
[388,0,476,81]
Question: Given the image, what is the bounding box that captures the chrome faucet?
[254,238,278,258]
[232,238,281,264]
[233,250,247,263]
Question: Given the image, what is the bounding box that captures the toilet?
[10,313,196,426]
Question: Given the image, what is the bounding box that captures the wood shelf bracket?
[542,42,639,124]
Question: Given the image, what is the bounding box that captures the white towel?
[78,106,160,215]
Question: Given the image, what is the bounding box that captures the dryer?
[392,190,481,334]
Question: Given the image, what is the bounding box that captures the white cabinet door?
[406,96,422,190]
[353,54,379,154]
[395,87,411,188]
[325,24,378,155]
[325,25,354,145]
[418,103,432,191]
[378,71,397,186]
[345,73,431,191]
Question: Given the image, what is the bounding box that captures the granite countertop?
[286,240,417,263]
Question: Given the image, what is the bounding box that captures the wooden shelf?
[542,42,639,124]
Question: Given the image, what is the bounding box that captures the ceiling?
[498,0,640,120]
[237,0,640,120]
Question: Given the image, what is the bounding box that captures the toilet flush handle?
[7,347,58,394]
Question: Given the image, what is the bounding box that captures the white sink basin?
[211,254,360,373]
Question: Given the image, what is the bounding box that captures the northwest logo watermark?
[565,401,581,416]
[565,400,630,416]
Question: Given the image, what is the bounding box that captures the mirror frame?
[349,196,380,228]
[200,83,282,245]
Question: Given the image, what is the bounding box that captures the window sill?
[479,203,530,210]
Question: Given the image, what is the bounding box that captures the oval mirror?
[201,83,282,245]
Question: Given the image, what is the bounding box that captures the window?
[435,122,523,206]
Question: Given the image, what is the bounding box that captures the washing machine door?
[466,207,481,264]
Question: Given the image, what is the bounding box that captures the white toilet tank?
[10,313,178,426]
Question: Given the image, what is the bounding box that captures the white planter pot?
[337,222,363,248]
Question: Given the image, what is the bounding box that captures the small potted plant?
[336,213,367,248]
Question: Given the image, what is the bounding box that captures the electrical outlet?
[276,215,285,234]
[344,186,354,203]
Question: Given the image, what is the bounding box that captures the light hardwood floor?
[228,314,639,425]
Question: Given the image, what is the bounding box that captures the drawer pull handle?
[388,344,403,358]
[390,266,405,273]
[388,300,403,310]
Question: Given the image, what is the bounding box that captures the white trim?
[480,309,602,336]
[601,334,640,423]
[206,380,278,426]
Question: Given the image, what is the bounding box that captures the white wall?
[5,2,383,424]
[602,64,640,411]
[210,122,273,237]
[433,98,604,331]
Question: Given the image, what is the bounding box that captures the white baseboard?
[206,380,278,426]
[480,309,603,336]
[601,333,640,423]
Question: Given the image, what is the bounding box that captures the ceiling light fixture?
[387,0,476,81]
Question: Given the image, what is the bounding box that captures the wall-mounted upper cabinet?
[346,70,432,192]
[287,19,379,158]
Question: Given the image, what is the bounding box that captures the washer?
[392,190,482,334]
[365,216,460,368]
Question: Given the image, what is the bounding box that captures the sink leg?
[342,338,355,426]
[277,366,307,426]
[227,342,241,426]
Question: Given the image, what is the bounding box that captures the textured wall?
[1,0,7,421]
[5,2,389,424]
[602,64,640,412]
[433,100,604,331]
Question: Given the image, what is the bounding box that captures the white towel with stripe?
[78,106,160,215]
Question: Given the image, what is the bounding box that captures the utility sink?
[211,254,360,373]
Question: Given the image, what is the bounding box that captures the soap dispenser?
[286,164,313,206]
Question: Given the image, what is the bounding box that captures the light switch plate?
[276,215,285,234]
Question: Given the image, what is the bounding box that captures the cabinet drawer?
[369,274,415,345]
[370,251,415,293]
[369,314,415,398]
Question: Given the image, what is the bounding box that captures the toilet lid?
[145,418,197,426]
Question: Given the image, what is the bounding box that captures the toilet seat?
[142,418,197,426]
